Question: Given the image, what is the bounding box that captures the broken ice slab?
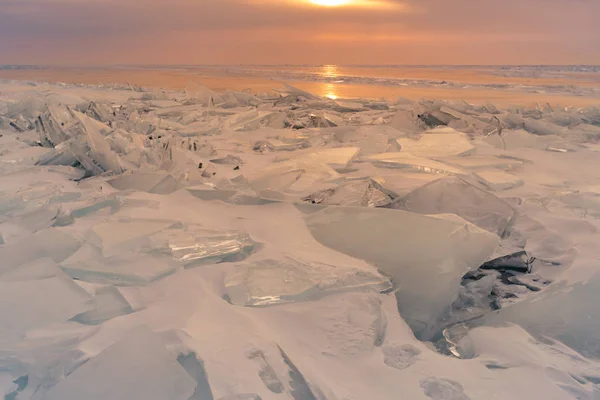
[61,251,178,286]
[474,171,524,191]
[0,206,60,243]
[284,147,360,169]
[91,218,181,256]
[72,110,123,174]
[72,286,134,325]
[396,130,475,158]
[166,230,257,268]
[389,109,425,134]
[386,177,518,237]
[440,156,524,171]
[225,258,392,307]
[277,83,318,100]
[0,257,62,281]
[253,139,310,153]
[107,172,179,194]
[44,327,196,400]
[186,187,237,202]
[0,228,81,274]
[303,179,395,207]
[0,272,93,334]
[186,81,225,106]
[306,207,499,340]
[248,160,341,195]
[218,395,262,400]
[484,275,600,359]
[0,184,67,214]
[367,152,465,175]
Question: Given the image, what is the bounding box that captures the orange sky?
[1,0,599,65]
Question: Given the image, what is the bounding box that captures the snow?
[1,79,600,399]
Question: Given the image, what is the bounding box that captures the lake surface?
[1,64,599,106]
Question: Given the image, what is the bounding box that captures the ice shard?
[72,286,134,325]
[44,327,196,400]
[306,207,499,340]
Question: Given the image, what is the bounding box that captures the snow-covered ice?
[0,79,600,399]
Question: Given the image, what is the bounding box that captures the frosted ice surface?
[396,131,475,158]
[475,171,524,191]
[72,286,134,325]
[306,207,499,339]
[368,152,464,175]
[44,326,196,400]
[108,172,179,194]
[225,258,392,307]
[387,177,517,237]
[61,252,178,285]
[166,230,257,268]
[485,276,600,359]
[0,272,93,333]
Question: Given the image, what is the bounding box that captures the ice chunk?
[248,160,340,195]
[225,258,392,307]
[44,327,196,400]
[386,177,517,237]
[0,228,81,274]
[306,207,499,340]
[0,206,60,243]
[72,110,123,174]
[368,152,464,175]
[474,171,524,191]
[0,257,61,281]
[279,83,317,100]
[108,172,178,194]
[287,147,360,169]
[390,109,425,133]
[165,230,257,268]
[484,275,600,359]
[91,219,180,256]
[441,156,524,171]
[0,273,93,333]
[61,251,178,286]
[303,179,394,207]
[72,286,134,325]
[186,81,225,106]
[397,131,474,158]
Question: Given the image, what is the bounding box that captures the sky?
[0,0,599,65]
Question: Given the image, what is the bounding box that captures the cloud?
[0,0,598,64]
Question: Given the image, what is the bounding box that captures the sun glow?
[309,0,352,6]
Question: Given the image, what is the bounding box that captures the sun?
[309,0,352,6]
